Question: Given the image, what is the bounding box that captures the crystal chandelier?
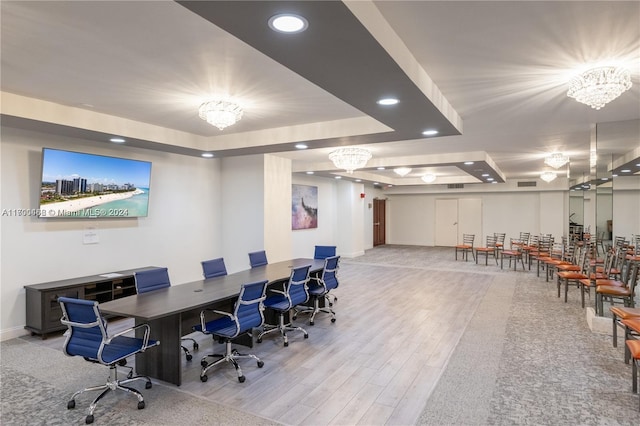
[393,167,412,177]
[540,171,557,183]
[328,147,372,174]
[421,173,436,183]
[567,66,632,110]
[544,152,569,169]
[198,100,243,130]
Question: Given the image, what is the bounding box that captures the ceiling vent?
[517,181,537,187]
[447,183,464,189]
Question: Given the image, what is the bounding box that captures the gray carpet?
[0,338,277,425]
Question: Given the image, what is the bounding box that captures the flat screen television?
[39,148,152,218]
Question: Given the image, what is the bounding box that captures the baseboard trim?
[0,325,30,342]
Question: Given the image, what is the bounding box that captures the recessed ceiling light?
[464,161,474,165]
[422,129,439,136]
[295,144,308,149]
[481,173,490,177]
[335,176,342,179]
[388,185,393,187]
[268,14,308,33]
[636,163,640,167]
[355,179,362,182]
[110,137,126,143]
[601,177,608,181]
[373,182,379,185]
[612,174,618,177]
[486,177,494,181]
[306,171,314,175]
[377,167,385,170]
[201,152,214,158]
[621,169,631,173]
[491,181,498,184]
[377,98,399,106]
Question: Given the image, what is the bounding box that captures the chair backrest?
[314,245,337,259]
[462,234,474,246]
[494,233,506,245]
[519,232,531,245]
[233,280,268,334]
[58,297,106,361]
[201,258,227,279]
[249,250,268,268]
[320,256,340,292]
[486,235,497,248]
[135,267,171,294]
[286,264,311,306]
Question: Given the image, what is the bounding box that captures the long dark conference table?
[100,258,325,386]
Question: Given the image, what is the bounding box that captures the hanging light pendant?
[198,100,243,130]
[328,147,372,173]
[567,66,632,110]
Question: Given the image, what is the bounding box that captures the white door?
[435,198,483,247]
[435,199,459,246]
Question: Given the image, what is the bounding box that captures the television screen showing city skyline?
[39,148,152,218]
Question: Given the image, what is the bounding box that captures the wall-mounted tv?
[39,148,152,218]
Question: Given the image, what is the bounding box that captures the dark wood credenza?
[24,266,158,338]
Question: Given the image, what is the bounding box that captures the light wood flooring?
[25,254,495,425]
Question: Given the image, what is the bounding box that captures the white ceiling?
[1,1,639,187]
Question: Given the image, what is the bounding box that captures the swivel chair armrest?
[106,322,153,349]
[199,309,233,331]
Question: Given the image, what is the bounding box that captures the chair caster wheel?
[238,375,246,383]
[292,315,297,320]
[193,343,199,350]
[331,318,336,323]
[186,354,193,361]
[201,360,208,367]
[118,359,127,367]
[284,341,289,347]
[329,303,333,307]
[200,374,208,382]
[145,382,152,389]
[85,415,94,424]
[257,338,262,343]
[67,400,75,409]
[310,321,315,326]
[138,401,145,410]
[257,360,264,368]
[304,333,309,339]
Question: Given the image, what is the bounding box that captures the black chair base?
[200,338,263,383]
[67,364,151,424]
[257,312,308,347]
[181,337,199,361]
[295,296,336,326]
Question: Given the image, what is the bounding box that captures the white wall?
[1,127,222,340]
[612,176,640,240]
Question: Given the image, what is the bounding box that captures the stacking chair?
[501,239,525,271]
[455,234,475,261]
[610,306,640,352]
[249,250,268,268]
[596,261,639,315]
[510,232,530,250]
[625,336,640,411]
[135,268,198,360]
[494,232,506,255]
[257,264,310,347]
[193,280,268,383]
[556,243,590,303]
[201,257,228,279]
[314,245,337,259]
[59,297,159,424]
[296,255,339,325]
[475,235,498,266]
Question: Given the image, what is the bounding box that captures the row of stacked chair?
[58,245,339,423]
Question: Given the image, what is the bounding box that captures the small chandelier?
[544,152,569,169]
[394,167,412,177]
[567,66,632,110]
[328,147,372,174]
[421,173,436,183]
[198,100,243,130]
[540,171,557,183]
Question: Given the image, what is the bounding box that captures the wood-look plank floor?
[25,257,495,425]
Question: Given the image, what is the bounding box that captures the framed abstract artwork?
[292,184,318,230]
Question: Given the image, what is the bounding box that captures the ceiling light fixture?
[377,98,399,106]
[201,152,214,158]
[544,152,569,169]
[393,167,412,177]
[109,137,125,143]
[464,161,474,165]
[268,14,308,33]
[422,129,439,136]
[328,147,372,174]
[421,174,436,183]
[567,66,632,110]
[198,99,243,130]
[540,171,557,183]
[295,144,308,149]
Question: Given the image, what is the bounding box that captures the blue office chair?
[314,245,337,259]
[297,255,340,325]
[248,250,268,268]
[201,257,227,279]
[58,297,159,424]
[135,267,198,360]
[193,280,268,383]
[257,264,310,347]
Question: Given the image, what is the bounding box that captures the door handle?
[374,222,380,225]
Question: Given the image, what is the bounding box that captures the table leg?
[135,314,182,386]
